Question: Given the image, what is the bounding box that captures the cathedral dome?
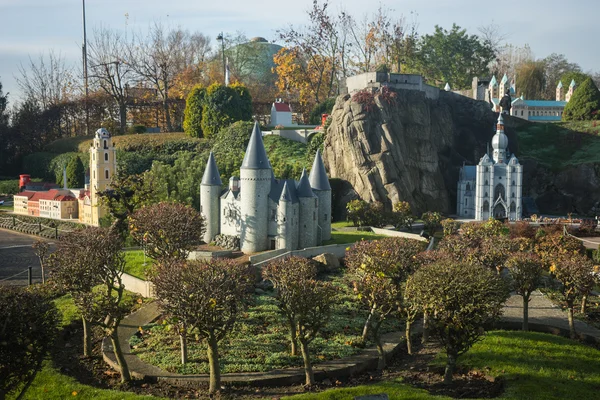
[491,131,508,150]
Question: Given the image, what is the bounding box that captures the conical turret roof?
[280,180,293,202]
[489,75,498,86]
[570,79,576,87]
[557,80,563,89]
[296,169,316,198]
[500,74,508,84]
[308,149,331,191]
[201,152,222,186]
[241,121,271,169]
[444,83,451,91]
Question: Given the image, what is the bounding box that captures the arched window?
[105,170,109,179]
[512,180,515,186]
[494,184,506,201]
[465,198,468,206]
[466,183,471,191]
[484,192,488,198]
[483,200,489,210]
[512,192,515,198]
[485,167,489,172]
[510,202,516,212]
[104,152,109,162]
[103,140,107,149]
[485,180,488,185]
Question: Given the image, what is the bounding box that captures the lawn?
[325,230,389,245]
[284,330,600,400]
[131,273,401,375]
[123,250,153,279]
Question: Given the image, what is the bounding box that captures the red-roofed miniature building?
[271,99,293,126]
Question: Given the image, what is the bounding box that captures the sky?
[0,0,598,104]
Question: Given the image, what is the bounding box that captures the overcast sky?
[0,0,598,103]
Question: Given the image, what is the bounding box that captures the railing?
[0,266,33,285]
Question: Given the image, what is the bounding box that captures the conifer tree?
[563,77,600,121]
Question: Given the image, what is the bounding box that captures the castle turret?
[491,114,508,164]
[499,74,509,96]
[489,75,498,99]
[566,79,577,102]
[277,181,296,250]
[556,80,564,101]
[200,152,222,243]
[308,149,331,241]
[297,169,318,249]
[89,128,116,226]
[240,122,272,253]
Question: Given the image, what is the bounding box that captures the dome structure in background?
[227,37,283,85]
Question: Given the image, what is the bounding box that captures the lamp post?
[216,32,225,84]
[82,0,89,135]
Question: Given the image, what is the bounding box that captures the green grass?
[324,230,388,245]
[517,120,600,170]
[132,274,401,374]
[263,135,310,168]
[285,330,600,400]
[123,250,153,279]
[10,361,166,400]
[331,220,354,229]
[52,294,81,327]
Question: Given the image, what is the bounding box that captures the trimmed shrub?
[563,78,600,121]
[308,98,336,125]
[183,85,206,138]
[201,83,253,138]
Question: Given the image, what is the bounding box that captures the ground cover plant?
[131,272,402,375]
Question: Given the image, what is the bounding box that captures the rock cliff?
[323,88,600,217]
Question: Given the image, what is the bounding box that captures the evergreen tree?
[563,78,600,121]
[66,155,85,187]
[201,83,252,138]
[183,85,205,138]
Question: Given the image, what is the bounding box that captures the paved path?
[0,228,51,286]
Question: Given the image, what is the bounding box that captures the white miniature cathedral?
[200,122,332,253]
[457,114,523,220]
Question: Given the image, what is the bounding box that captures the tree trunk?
[422,311,429,344]
[40,262,45,284]
[362,305,376,341]
[118,102,127,134]
[82,316,92,357]
[180,333,188,365]
[162,89,172,132]
[567,305,577,339]
[287,317,298,356]
[581,294,588,315]
[299,338,314,386]
[522,295,529,331]
[110,330,131,383]
[207,334,221,394]
[406,321,413,355]
[444,352,457,385]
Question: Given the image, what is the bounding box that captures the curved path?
[103,291,600,386]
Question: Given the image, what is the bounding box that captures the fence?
[0,214,77,238]
[0,266,34,285]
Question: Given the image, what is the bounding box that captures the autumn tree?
[151,259,253,394]
[392,201,414,231]
[562,77,600,121]
[515,61,546,100]
[550,253,596,338]
[52,227,132,382]
[262,257,318,356]
[542,53,581,99]
[505,252,545,331]
[421,211,442,235]
[406,260,509,384]
[262,256,336,386]
[413,24,494,89]
[129,202,205,262]
[345,238,426,361]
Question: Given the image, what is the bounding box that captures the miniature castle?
[457,114,523,220]
[200,122,332,253]
[13,128,116,226]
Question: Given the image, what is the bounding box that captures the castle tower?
[566,79,577,102]
[297,169,318,249]
[499,74,509,96]
[200,152,222,243]
[308,149,331,241]
[491,114,508,164]
[556,81,564,101]
[89,128,116,226]
[277,181,295,250]
[489,75,498,99]
[240,122,272,253]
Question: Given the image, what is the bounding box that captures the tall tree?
[515,60,546,99]
[543,53,581,99]
[562,77,600,121]
[88,27,133,134]
[414,24,495,89]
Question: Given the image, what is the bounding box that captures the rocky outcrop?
[324,89,519,215]
[324,87,600,217]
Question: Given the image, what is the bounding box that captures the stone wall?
[251,243,350,268]
[121,273,154,298]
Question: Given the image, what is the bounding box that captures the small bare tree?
[150,259,254,394]
[505,252,544,331]
[262,256,336,386]
[32,239,50,284]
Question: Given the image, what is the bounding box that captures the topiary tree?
[0,287,58,400]
[392,201,415,231]
[262,256,336,386]
[440,218,461,237]
[183,85,206,138]
[505,251,545,331]
[65,155,85,188]
[406,260,510,384]
[201,83,252,138]
[562,77,600,121]
[129,202,205,262]
[150,258,253,393]
[550,253,596,338]
[345,238,426,360]
[421,211,442,235]
[262,257,317,356]
[346,199,370,227]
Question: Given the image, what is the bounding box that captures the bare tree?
[88,27,134,134]
[129,24,200,131]
[16,51,74,110]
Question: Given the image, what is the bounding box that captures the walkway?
[103,291,600,386]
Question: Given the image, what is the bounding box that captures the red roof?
[273,102,291,112]
[79,190,90,200]
[28,189,76,202]
[15,191,37,200]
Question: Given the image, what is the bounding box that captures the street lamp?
[216,32,226,84]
